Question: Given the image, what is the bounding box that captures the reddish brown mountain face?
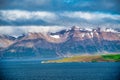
[0,26,120,58]
[0,35,15,49]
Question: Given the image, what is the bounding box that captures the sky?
[0,0,120,35]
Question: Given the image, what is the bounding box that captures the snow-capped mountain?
[0,26,120,58]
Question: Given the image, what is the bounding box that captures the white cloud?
[23,26,65,33]
[0,10,120,27]
[0,24,120,38]
[0,27,26,37]
[0,10,58,22]
[61,11,120,20]
[0,27,14,34]
[0,26,65,37]
[1,10,120,22]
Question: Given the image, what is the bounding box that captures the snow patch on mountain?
[100,28,117,33]
[81,33,85,38]
[85,28,93,31]
[90,32,94,38]
[50,35,60,38]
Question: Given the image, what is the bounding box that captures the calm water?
[0,61,120,80]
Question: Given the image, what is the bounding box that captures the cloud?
[1,10,120,21]
[0,10,120,27]
[0,24,120,38]
[0,27,14,34]
[61,11,120,20]
[0,26,66,37]
[0,10,58,23]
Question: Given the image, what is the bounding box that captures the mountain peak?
[71,26,80,31]
[0,26,120,58]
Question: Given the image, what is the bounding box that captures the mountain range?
[0,26,120,58]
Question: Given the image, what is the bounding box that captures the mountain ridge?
[0,26,120,58]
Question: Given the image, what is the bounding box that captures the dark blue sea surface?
[0,61,120,80]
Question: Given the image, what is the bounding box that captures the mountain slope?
[0,34,15,49]
[0,26,120,58]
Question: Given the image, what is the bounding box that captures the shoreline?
[41,54,120,63]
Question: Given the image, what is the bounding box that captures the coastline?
[41,54,120,63]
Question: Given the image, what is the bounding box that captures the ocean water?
[0,61,120,80]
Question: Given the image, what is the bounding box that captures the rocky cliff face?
[0,34,15,50]
[0,26,120,58]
